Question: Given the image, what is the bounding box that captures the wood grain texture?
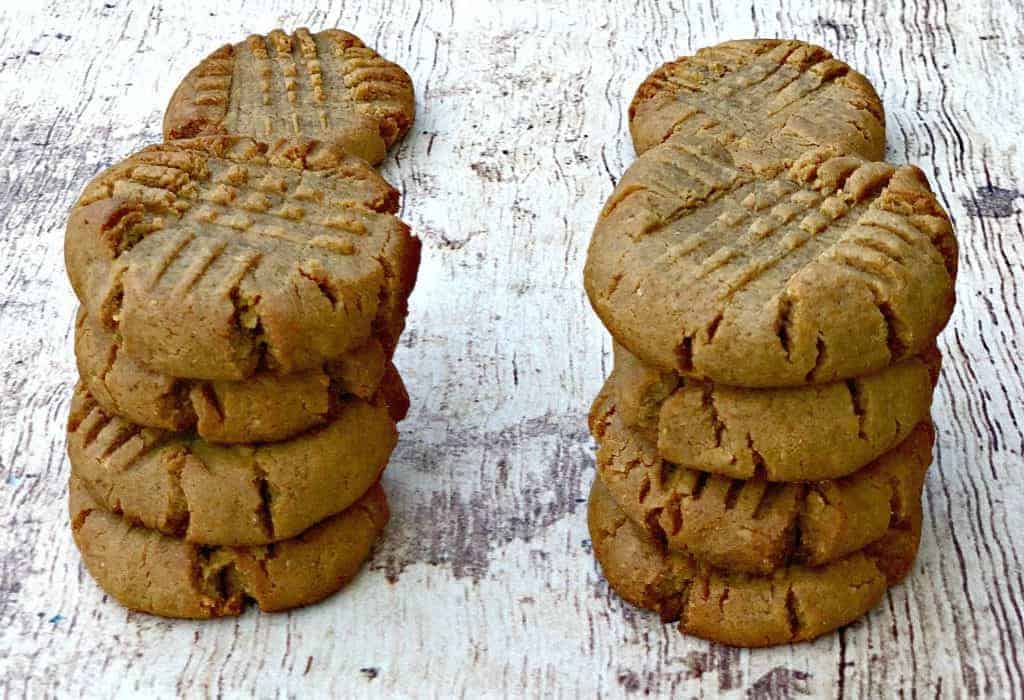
[1,0,1021,697]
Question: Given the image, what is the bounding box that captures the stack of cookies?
[63,29,420,618]
[583,40,958,646]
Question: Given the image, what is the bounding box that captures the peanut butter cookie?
[610,342,939,481]
[75,308,409,443]
[584,143,957,387]
[164,28,414,166]
[71,475,388,619]
[68,383,397,546]
[588,477,921,647]
[589,388,932,575]
[629,39,885,168]
[65,137,420,380]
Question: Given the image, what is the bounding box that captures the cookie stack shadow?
[583,40,958,646]
[63,28,420,618]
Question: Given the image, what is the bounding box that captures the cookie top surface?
[584,142,957,386]
[75,308,408,443]
[68,383,397,546]
[629,39,885,167]
[589,386,933,575]
[65,137,419,380]
[588,477,922,647]
[70,475,388,619]
[611,342,939,481]
[164,28,415,166]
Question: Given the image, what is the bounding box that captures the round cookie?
[610,341,940,481]
[75,308,409,443]
[588,477,922,647]
[589,387,932,575]
[584,142,958,387]
[65,136,421,380]
[70,475,388,619]
[68,383,397,546]
[164,28,415,166]
[628,39,885,168]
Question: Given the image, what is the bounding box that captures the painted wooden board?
[1,0,1022,696]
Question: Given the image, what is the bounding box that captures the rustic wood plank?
[0,0,1021,696]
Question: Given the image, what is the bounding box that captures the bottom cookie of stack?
[588,478,921,647]
[70,475,388,619]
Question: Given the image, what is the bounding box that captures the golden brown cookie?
[75,308,409,443]
[70,475,388,619]
[68,383,396,546]
[629,39,885,168]
[164,28,415,166]
[589,388,932,575]
[584,142,957,387]
[610,341,939,481]
[588,477,921,647]
[65,137,420,380]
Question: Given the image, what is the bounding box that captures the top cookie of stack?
[66,137,418,387]
[588,39,957,389]
[64,28,420,619]
[164,27,414,166]
[583,39,958,647]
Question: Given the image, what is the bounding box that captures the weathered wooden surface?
[1,0,1022,696]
